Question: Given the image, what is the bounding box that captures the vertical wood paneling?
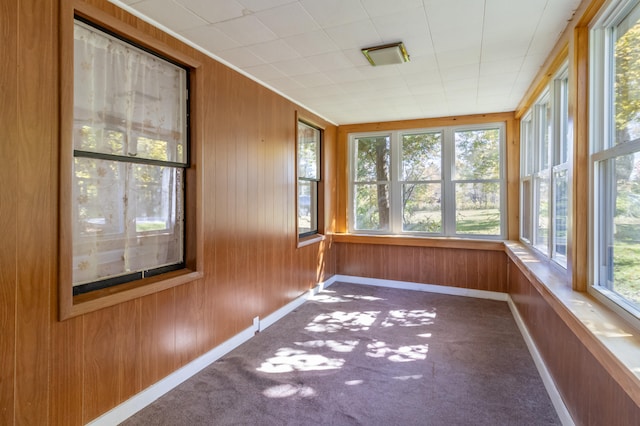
[509,263,640,424]
[83,307,119,422]
[0,0,18,422]
[49,317,83,426]
[15,0,57,422]
[118,300,141,401]
[336,243,508,292]
[174,283,200,365]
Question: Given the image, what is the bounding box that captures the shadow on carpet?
[122,282,560,426]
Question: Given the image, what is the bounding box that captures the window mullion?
[390,132,403,234]
[442,128,455,236]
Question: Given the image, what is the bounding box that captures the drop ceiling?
[112,0,581,125]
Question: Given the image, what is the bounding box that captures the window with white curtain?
[72,19,188,294]
[591,0,640,321]
[519,65,569,268]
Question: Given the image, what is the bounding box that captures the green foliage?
[615,21,640,142]
[454,129,500,180]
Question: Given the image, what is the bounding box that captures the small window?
[72,19,189,295]
[591,0,640,320]
[297,121,321,237]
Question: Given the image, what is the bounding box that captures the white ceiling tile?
[299,0,368,28]
[293,72,334,88]
[325,20,382,50]
[243,63,287,81]
[360,0,423,18]
[306,51,354,72]
[265,77,305,92]
[214,15,277,45]
[424,0,484,32]
[371,7,430,41]
[249,39,301,63]
[132,0,208,32]
[282,30,339,57]
[179,24,241,52]
[436,48,481,69]
[479,57,524,76]
[479,72,518,89]
[216,47,265,67]
[410,82,446,96]
[356,63,405,79]
[255,3,319,38]
[271,57,318,77]
[178,0,245,23]
[481,42,530,62]
[324,67,366,84]
[236,0,297,13]
[440,65,478,83]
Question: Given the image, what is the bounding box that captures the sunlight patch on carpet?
[366,340,429,362]
[294,339,359,353]
[257,347,345,373]
[262,384,316,399]
[381,309,436,327]
[305,311,380,332]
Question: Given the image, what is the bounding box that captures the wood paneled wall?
[0,0,337,423]
[509,263,639,424]
[335,243,508,293]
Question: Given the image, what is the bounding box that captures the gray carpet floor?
[122,282,561,426]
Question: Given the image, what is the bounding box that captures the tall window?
[520,66,570,267]
[72,19,188,295]
[297,121,321,237]
[591,0,640,320]
[349,123,505,238]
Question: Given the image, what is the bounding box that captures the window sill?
[297,233,326,248]
[61,269,203,320]
[330,233,505,251]
[504,241,640,402]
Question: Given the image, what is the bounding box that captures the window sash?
[72,19,188,292]
[297,121,321,237]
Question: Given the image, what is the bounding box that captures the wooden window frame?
[58,1,203,320]
[347,122,507,239]
[296,112,325,247]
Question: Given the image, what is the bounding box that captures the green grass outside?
[613,241,640,307]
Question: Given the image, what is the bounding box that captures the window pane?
[354,183,389,231]
[455,182,501,235]
[521,179,532,242]
[402,183,441,232]
[74,21,187,164]
[614,4,640,145]
[73,157,184,285]
[298,179,317,235]
[535,174,550,254]
[521,116,533,176]
[454,129,500,180]
[354,136,390,182]
[537,102,551,170]
[298,122,320,180]
[609,153,640,308]
[401,132,441,181]
[553,168,568,266]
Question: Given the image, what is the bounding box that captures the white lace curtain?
[72,21,186,287]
